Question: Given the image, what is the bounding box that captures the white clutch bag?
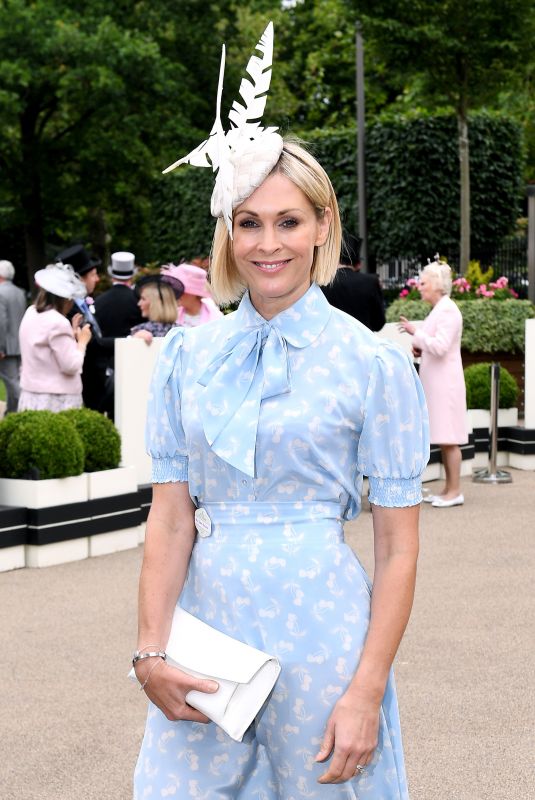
[129,606,281,741]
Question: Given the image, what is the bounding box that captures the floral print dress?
[135,284,429,799]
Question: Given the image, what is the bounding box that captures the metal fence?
[376,236,528,294]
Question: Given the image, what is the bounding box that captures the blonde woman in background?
[399,261,468,507]
[131,275,184,345]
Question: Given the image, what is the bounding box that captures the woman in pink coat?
[18,263,92,412]
[160,263,223,328]
[399,261,467,507]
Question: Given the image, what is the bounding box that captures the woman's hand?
[398,315,416,335]
[75,323,92,347]
[71,313,83,333]
[132,329,154,345]
[134,658,219,723]
[315,686,380,784]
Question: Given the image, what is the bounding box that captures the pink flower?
[399,289,409,297]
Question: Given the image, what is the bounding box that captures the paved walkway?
[1,470,534,800]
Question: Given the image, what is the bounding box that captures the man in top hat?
[55,244,102,336]
[0,259,26,413]
[85,252,143,418]
[94,252,143,337]
[321,232,386,331]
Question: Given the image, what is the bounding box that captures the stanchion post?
[473,362,512,484]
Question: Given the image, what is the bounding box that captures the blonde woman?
[399,261,468,507]
[134,137,429,799]
[131,276,182,345]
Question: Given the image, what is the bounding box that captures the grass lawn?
[0,380,6,402]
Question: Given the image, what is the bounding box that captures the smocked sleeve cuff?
[151,456,189,484]
[368,476,422,507]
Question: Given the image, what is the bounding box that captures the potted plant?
[464,363,519,429]
[59,408,136,499]
[0,409,141,570]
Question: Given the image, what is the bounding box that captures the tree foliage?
[0,0,230,283]
[148,115,522,265]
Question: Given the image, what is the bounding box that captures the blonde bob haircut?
[210,138,342,305]
[141,282,179,324]
[421,261,453,297]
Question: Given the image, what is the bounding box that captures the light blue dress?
[135,284,429,799]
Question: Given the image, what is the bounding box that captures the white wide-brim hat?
[108,251,136,280]
[34,263,87,300]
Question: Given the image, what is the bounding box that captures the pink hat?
[160,263,211,298]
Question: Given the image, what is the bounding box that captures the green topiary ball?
[59,408,121,472]
[464,363,519,410]
[0,410,84,479]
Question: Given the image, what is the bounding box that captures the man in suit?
[0,260,27,413]
[55,244,103,336]
[86,252,142,418]
[322,233,386,331]
[56,243,108,413]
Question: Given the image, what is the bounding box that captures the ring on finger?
[355,764,366,775]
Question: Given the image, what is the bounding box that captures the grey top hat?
[108,251,136,280]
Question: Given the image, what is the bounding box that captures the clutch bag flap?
[166,606,276,683]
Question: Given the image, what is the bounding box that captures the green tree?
[349,0,534,271]
[0,0,227,283]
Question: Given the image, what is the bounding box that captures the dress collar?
[231,282,332,348]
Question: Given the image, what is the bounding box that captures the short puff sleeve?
[357,341,430,507]
[145,328,188,483]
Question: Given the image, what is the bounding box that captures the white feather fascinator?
[163,22,283,238]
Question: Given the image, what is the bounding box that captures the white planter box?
[0,474,88,509]
[25,538,89,568]
[509,452,535,471]
[89,526,140,557]
[86,466,137,500]
[466,408,518,431]
[0,545,25,572]
[138,522,146,544]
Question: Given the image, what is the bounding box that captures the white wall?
[525,318,535,429]
[115,337,162,485]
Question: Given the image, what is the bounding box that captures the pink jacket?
[19,306,84,395]
[177,298,223,328]
[412,295,468,445]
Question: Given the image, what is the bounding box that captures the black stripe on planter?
[0,506,27,548]
[26,508,143,546]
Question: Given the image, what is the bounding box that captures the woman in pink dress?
[160,263,223,328]
[399,261,467,507]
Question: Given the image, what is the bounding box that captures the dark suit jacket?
[322,268,386,331]
[82,284,142,414]
[94,284,143,337]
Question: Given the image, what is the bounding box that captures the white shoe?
[422,494,436,503]
[431,494,464,508]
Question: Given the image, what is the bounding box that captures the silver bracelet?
[132,650,166,667]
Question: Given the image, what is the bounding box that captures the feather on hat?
[163,22,283,238]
